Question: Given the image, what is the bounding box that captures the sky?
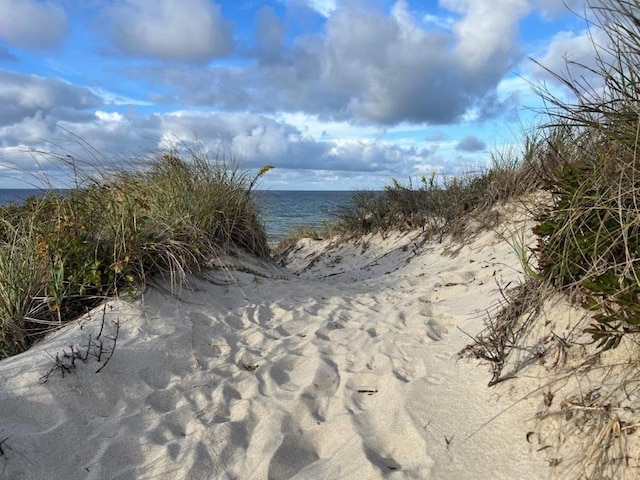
[0,0,602,190]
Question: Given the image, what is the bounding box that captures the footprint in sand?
[345,373,380,411]
[393,366,415,383]
[147,409,191,448]
[425,373,446,385]
[268,432,320,480]
[425,318,448,341]
[188,312,227,368]
[392,354,427,382]
[434,351,452,361]
[138,365,172,390]
[438,270,475,286]
[146,389,178,413]
[243,304,271,326]
[300,359,341,421]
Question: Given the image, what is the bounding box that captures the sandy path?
[0,226,548,479]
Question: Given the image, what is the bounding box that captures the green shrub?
[533,133,640,349]
[0,151,270,358]
[532,0,640,349]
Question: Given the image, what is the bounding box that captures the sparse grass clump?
[332,152,539,240]
[0,151,269,358]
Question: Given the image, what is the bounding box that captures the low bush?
[0,151,270,358]
[332,152,538,240]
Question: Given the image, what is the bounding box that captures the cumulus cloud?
[455,134,486,152]
[0,105,440,188]
[0,111,164,186]
[0,70,101,127]
[0,71,148,184]
[533,0,588,20]
[529,27,610,92]
[103,0,234,62]
[129,0,525,126]
[441,0,529,71]
[157,111,438,173]
[0,0,68,49]
[0,0,548,186]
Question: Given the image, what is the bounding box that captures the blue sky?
[0,0,600,189]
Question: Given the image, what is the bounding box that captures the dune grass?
[464,1,640,477]
[329,145,540,241]
[531,0,640,349]
[0,150,270,359]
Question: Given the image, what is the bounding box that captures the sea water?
[0,189,353,243]
[0,189,53,205]
[254,190,353,241]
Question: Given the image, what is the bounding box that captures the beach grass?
[466,1,640,476]
[0,150,270,358]
[531,0,640,349]
[328,145,539,241]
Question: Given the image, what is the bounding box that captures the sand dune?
[0,212,559,479]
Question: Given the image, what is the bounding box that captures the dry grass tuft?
[461,278,545,386]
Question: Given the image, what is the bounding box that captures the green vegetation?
[466,2,640,477]
[272,155,539,253]
[531,0,640,349]
[331,146,539,240]
[0,151,270,358]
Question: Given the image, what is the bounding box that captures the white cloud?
[0,70,101,127]
[0,0,68,49]
[103,0,234,62]
[157,110,434,173]
[532,0,588,20]
[0,106,443,189]
[0,0,576,188]
[281,0,337,17]
[136,0,521,126]
[534,28,605,72]
[529,27,610,93]
[88,87,154,107]
[441,0,530,71]
[307,0,337,17]
[2,112,53,144]
[275,112,427,141]
[423,13,455,30]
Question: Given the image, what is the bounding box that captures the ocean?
[0,189,54,205]
[0,189,353,243]
[254,190,353,241]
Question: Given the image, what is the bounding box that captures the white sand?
[1,204,618,479]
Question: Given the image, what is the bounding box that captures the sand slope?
[0,216,551,479]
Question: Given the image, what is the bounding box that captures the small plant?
[461,278,544,386]
[39,304,120,383]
